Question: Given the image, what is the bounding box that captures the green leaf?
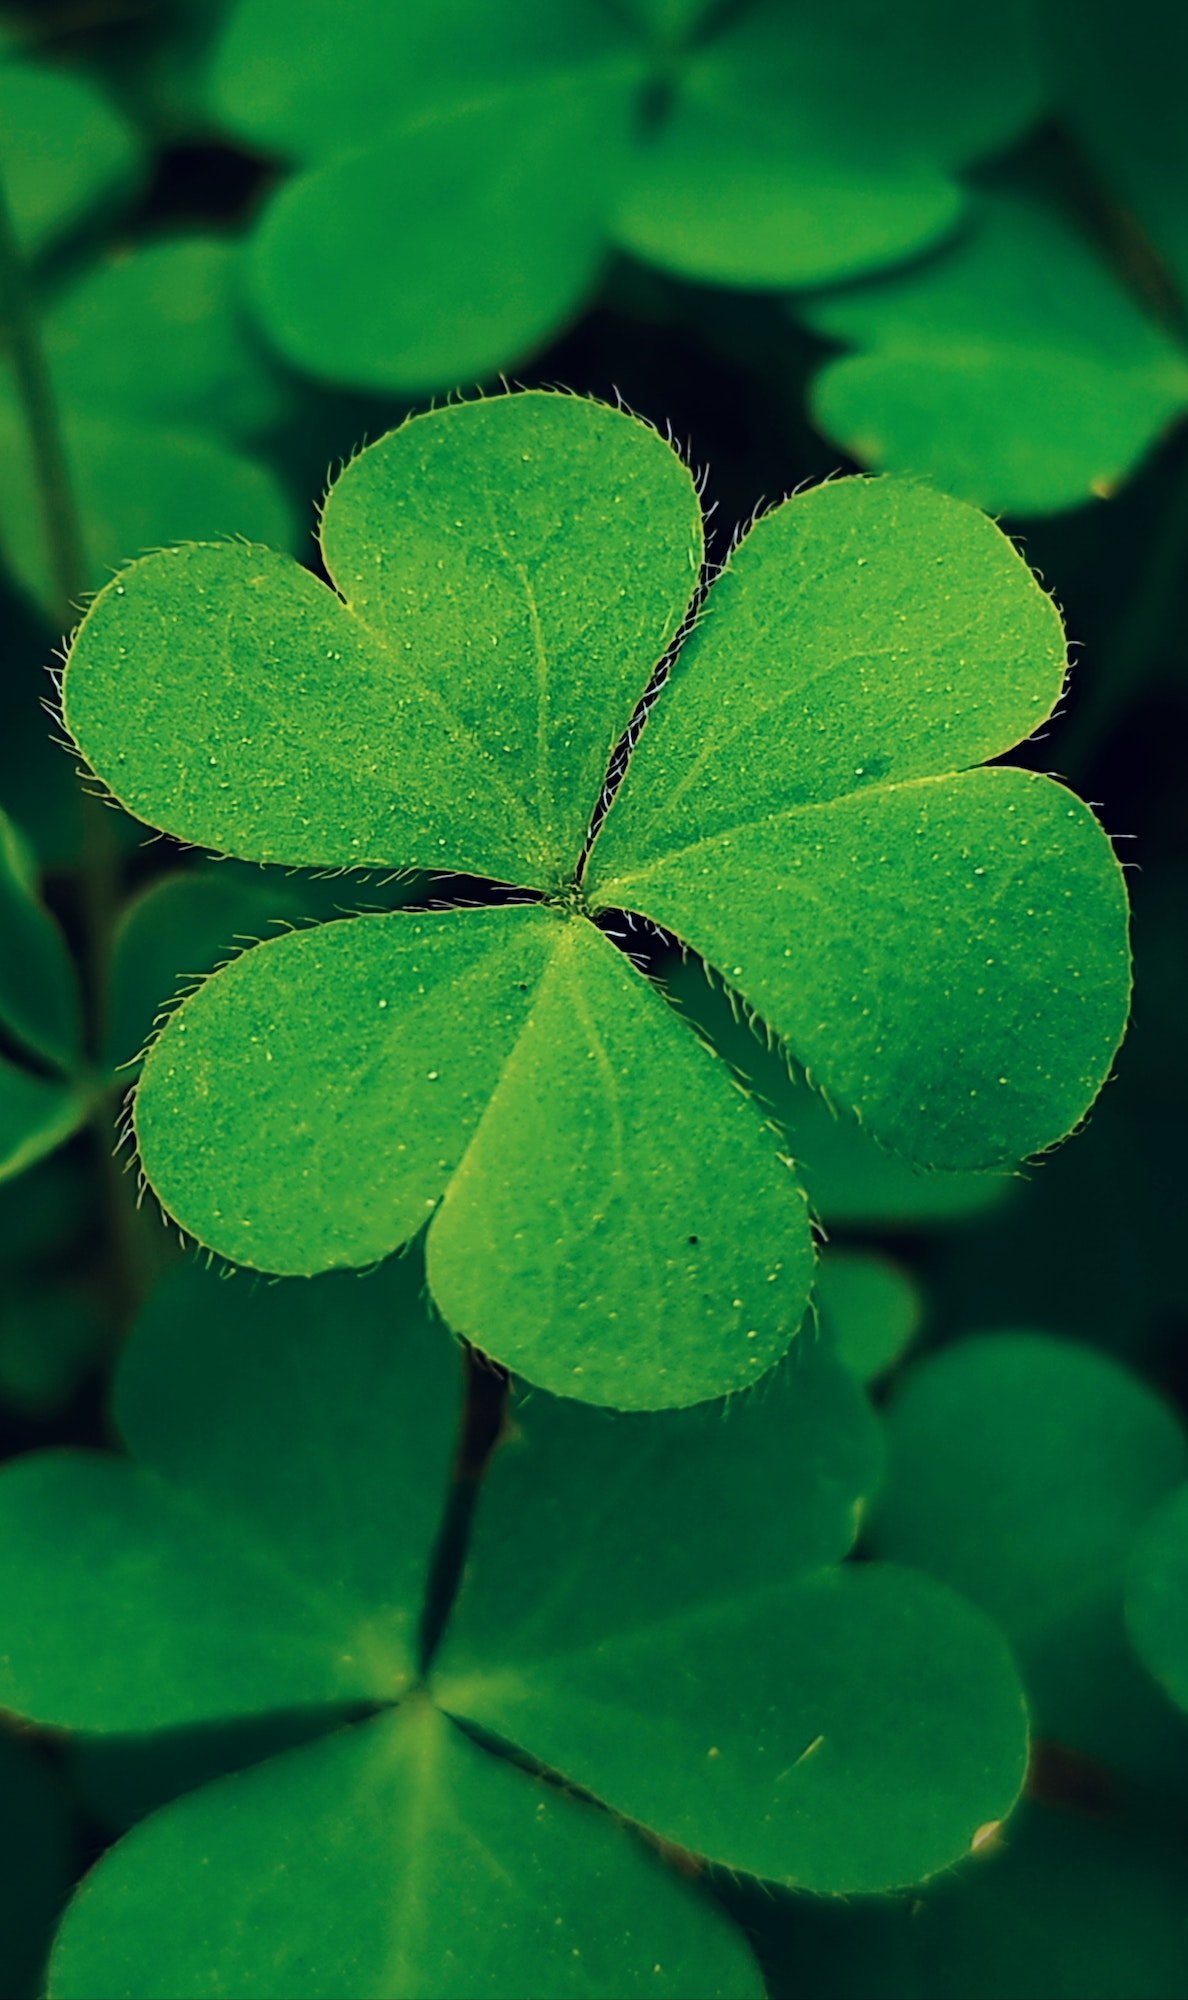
[134,905,814,1409]
[65,394,701,888]
[216,0,645,389]
[435,1368,1026,1895]
[43,236,287,444]
[248,73,640,392]
[0,1731,72,2000]
[868,1334,1188,1760]
[212,0,636,164]
[815,1247,921,1386]
[1126,1482,1188,1715]
[49,1703,764,2000]
[0,807,81,1070]
[439,1562,1027,1895]
[0,1284,104,1414]
[0,57,141,258]
[611,0,1040,288]
[660,951,1013,1225]
[588,480,1129,1171]
[0,1257,461,1730]
[802,190,1188,516]
[0,1057,91,1184]
[438,1340,882,1662]
[103,861,424,1073]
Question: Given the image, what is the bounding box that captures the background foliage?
[0,1,1185,1995]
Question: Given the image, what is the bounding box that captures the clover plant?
[0,1256,1031,1997]
[203,0,1041,391]
[800,0,1188,515]
[61,390,1129,1409]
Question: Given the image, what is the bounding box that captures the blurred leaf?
[43,237,287,444]
[661,953,1013,1226]
[730,1799,1188,2000]
[0,55,141,259]
[802,190,1188,516]
[0,1058,91,1184]
[0,807,81,1070]
[0,1731,72,2000]
[0,1150,89,1264]
[588,476,1130,1171]
[868,1333,1188,1780]
[0,1257,461,1730]
[613,0,1041,288]
[212,0,1040,390]
[1126,1482,1188,1715]
[815,1247,922,1386]
[50,1704,763,2000]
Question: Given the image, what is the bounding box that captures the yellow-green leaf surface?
[0,809,80,1071]
[134,905,814,1409]
[0,56,140,258]
[589,478,1130,1170]
[0,1259,461,1731]
[869,1334,1188,1769]
[802,190,1188,515]
[612,0,1040,289]
[65,394,700,887]
[435,1371,1027,1895]
[49,1704,763,2000]
[1126,1483,1188,1716]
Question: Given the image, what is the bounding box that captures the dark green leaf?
[868,1333,1188,1769]
[0,1257,461,1729]
[815,1247,921,1385]
[0,1057,91,1184]
[0,56,140,258]
[49,1703,764,2000]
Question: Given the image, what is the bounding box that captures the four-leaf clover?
[0,1258,1028,1998]
[63,390,1130,1410]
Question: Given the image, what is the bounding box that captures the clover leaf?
[0,51,141,262]
[869,1332,1188,1792]
[0,235,296,613]
[0,1257,1029,1998]
[208,0,1040,391]
[800,185,1188,516]
[61,390,1130,1409]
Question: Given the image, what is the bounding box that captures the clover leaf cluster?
[61,390,1129,1411]
[0,1257,1029,1998]
[205,0,1041,391]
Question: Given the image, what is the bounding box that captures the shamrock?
[63,390,1129,1410]
[207,0,1042,391]
[0,1258,1028,1999]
